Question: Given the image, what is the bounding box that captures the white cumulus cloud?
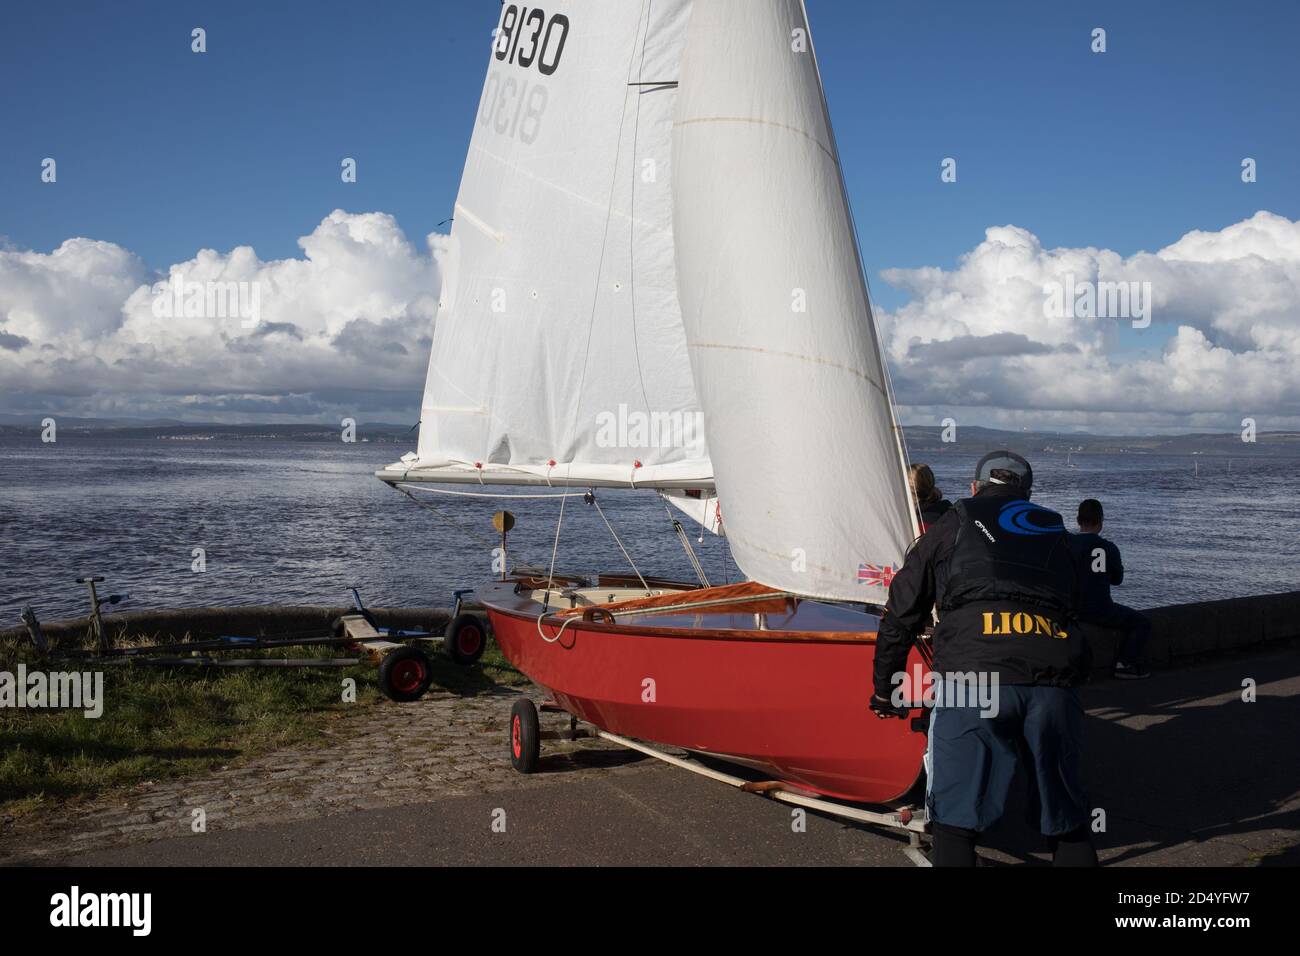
[3,209,1298,432]
[879,210,1300,430]
[0,210,443,421]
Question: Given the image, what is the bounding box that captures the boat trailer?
[510,697,933,866]
[17,580,493,703]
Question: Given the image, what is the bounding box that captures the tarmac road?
[39,643,1300,867]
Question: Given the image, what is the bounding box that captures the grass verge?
[0,627,525,819]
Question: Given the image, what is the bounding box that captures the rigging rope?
[541,487,570,615]
[396,485,545,573]
[674,519,710,588]
[589,491,649,591]
[397,485,497,551]
[394,482,585,501]
[659,495,710,588]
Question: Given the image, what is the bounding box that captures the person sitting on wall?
[1068,498,1151,679]
[908,463,951,533]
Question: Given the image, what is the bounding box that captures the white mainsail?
[670,0,916,602]
[379,0,712,490]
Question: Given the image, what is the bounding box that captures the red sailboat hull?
[480,580,928,804]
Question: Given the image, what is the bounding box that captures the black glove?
[870,692,910,720]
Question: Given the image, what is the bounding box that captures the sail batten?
[673,115,836,160]
[687,341,891,396]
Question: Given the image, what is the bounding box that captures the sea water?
[1,437,1296,622]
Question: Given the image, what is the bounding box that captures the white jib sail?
[660,488,723,536]
[671,0,916,602]
[380,0,712,491]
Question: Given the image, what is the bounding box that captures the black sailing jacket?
[917,497,951,532]
[873,484,1089,692]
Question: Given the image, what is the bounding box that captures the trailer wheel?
[510,699,540,773]
[378,646,433,702]
[445,613,488,666]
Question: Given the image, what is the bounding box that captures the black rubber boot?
[1048,825,1099,867]
[931,822,979,867]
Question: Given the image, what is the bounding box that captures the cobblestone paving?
[0,686,654,865]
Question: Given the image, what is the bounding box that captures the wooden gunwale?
[479,580,881,645]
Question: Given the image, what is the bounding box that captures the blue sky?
[4,1,1294,288]
[1,0,1297,429]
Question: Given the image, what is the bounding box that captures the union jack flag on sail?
[857,563,897,588]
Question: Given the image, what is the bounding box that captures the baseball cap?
[975,450,1033,491]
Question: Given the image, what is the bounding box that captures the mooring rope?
[537,611,580,645]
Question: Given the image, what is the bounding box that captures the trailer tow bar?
[588,727,931,866]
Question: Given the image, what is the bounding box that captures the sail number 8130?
[494,6,569,75]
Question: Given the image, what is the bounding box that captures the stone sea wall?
[4,591,1298,664]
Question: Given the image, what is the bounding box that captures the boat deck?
[477,579,883,643]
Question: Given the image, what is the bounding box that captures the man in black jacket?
[870,451,1098,867]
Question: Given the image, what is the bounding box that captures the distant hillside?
[0,416,415,443]
[901,426,1300,457]
[0,415,1297,455]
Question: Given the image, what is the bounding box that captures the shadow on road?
[979,646,1300,865]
